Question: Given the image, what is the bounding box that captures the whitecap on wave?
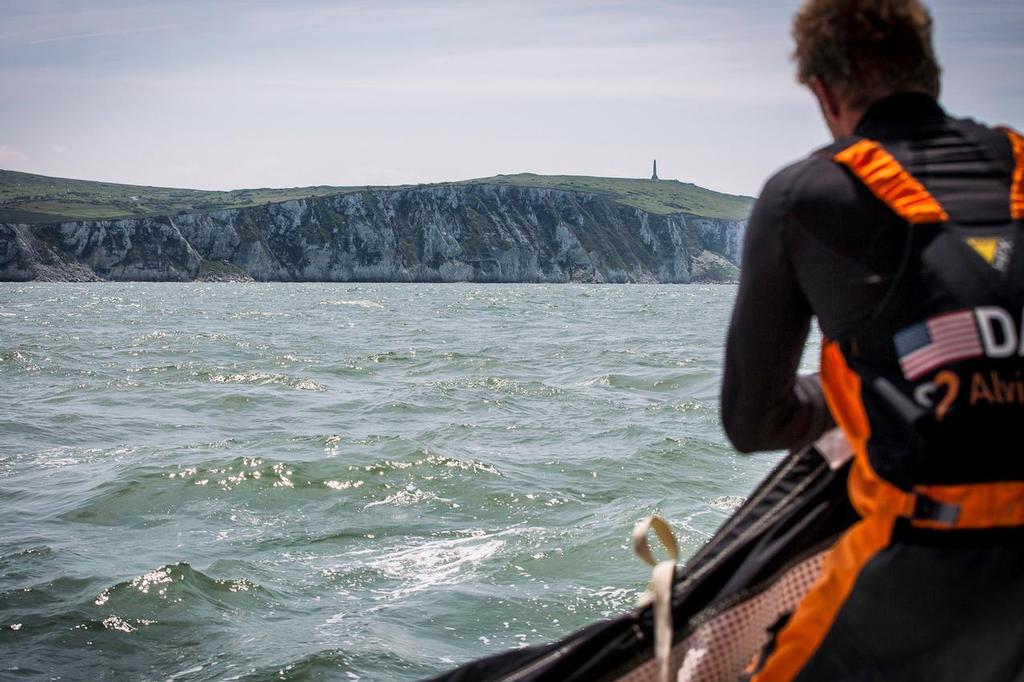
[319,299,385,309]
[358,526,538,600]
[204,371,326,391]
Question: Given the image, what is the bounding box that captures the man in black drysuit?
[720,0,1024,679]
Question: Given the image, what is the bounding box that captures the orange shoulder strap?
[833,139,948,224]
[998,126,1024,220]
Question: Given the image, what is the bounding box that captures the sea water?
[0,283,816,681]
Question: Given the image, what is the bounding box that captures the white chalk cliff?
[0,183,746,283]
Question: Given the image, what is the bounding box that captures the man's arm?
[720,169,834,453]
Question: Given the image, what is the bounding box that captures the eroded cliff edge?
[0,183,746,283]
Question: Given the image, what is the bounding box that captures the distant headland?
[0,169,752,283]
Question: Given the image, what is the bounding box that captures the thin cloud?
[0,144,29,167]
[0,0,1019,196]
[27,22,193,45]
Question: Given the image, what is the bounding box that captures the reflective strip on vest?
[833,139,949,223]
[999,126,1024,220]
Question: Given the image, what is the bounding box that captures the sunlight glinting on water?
[0,282,803,680]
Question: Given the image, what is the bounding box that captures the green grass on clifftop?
[0,169,753,224]
[0,169,357,223]
[468,174,753,221]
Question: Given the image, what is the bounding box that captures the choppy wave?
[0,282,791,681]
[319,299,386,309]
[93,563,273,610]
[198,370,326,391]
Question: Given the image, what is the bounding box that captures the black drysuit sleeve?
[720,167,835,453]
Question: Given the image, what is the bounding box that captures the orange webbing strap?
[913,481,1024,530]
[833,139,949,223]
[998,126,1024,220]
[818,339,889,519]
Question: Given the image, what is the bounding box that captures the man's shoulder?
[950,115,1017,172]
[758,140,863,218]
[952,114,1016,142]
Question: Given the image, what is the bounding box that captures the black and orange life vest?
[820,127,1024,528]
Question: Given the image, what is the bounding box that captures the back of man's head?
[793,0,941,109]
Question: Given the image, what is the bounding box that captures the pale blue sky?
[1,0,1021,196]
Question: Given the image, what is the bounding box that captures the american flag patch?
[893,310,983,380]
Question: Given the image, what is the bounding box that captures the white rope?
[633,516,681,682]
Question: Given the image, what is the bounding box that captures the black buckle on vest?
[912,494,961,525]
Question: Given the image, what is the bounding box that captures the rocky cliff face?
[0,184,746,283]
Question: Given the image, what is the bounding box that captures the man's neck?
[829,106,868,139]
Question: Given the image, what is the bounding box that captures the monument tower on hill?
[651,160,659,181]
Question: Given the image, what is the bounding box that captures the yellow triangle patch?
[966,237,999,264]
